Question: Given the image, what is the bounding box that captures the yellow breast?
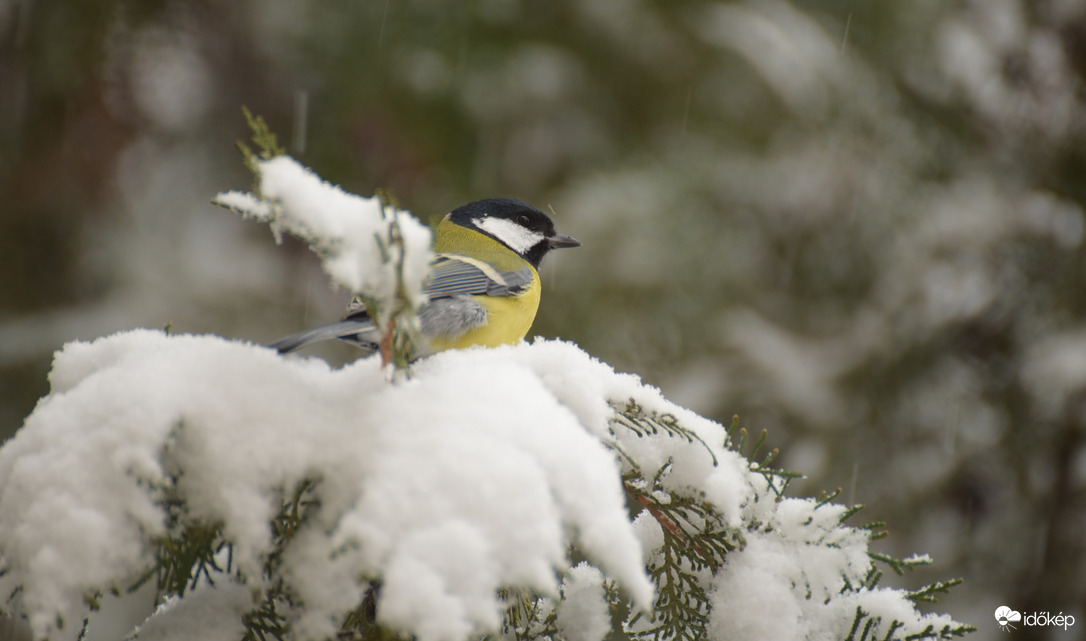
[426,217,542,352]
[427,281,540,351]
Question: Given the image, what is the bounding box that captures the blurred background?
[2,0,1085,639]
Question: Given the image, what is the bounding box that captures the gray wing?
[417,255,533,341]
[269,254,531,354]
[425,254,533,298]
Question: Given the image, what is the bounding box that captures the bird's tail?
[268,319,380,354]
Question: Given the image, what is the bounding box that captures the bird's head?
[447,198,581,268]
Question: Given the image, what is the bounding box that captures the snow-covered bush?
[0,151,971,640]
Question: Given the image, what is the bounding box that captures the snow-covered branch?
[214,154,432,366]
[0,159,972,641]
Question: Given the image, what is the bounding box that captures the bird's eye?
[517,214,532,227]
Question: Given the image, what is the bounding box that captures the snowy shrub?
[0,150,972,640]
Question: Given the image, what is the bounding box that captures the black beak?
[547,231,581,249]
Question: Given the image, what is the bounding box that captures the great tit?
[269,197,581,356]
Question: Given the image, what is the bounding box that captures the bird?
[269,197,581,357]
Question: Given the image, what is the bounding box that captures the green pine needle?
[237,106,286,172]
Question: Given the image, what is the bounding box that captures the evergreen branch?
[134,445,232,599]
[627,536,711,641]
[373,191,420,371]
[869,552,931,577]
[725,415,742,449]
[132,474,324,641]
[864,566,884,591]
[906,578,964,603]
[816,487,843,507]
[921,623,977,639]
[732,426,750,455]
[608,440,644,477]
[608,400,718,466]
[237,106,286,174]
[241,597,290,641]
[240,477,323,641]
[82,590,102,613]
[883,620,905,640]
[609,402,970,641]
[845,606,867,641]
[266,477,321,577]
[153,520,228,596]
[725,416,802,498]
[846,606,975,641]
[627,485,714,568]
[498,587,557,641]
[338,580,384,640]
[752,465,804,500]
[747,428,769,461]
[837,504,865,524]
[621,479,743,641]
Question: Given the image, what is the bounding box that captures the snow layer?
[0,331,652,641]
[0,330,961,641]
[555,563,610,641]
[129,581,252,641]
[0,332,968,641]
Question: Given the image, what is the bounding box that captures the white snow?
[211,190,270,220]
[555,563,610,641]
[708,537,806,640]
[705,492,930,641]
[0,332,652,641]
[129,581,252,641]
[212,155,433,316]
[2,325,947,641]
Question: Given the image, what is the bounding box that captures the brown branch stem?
[626,482,712,565]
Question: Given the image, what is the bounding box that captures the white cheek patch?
[472,216,545,254]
